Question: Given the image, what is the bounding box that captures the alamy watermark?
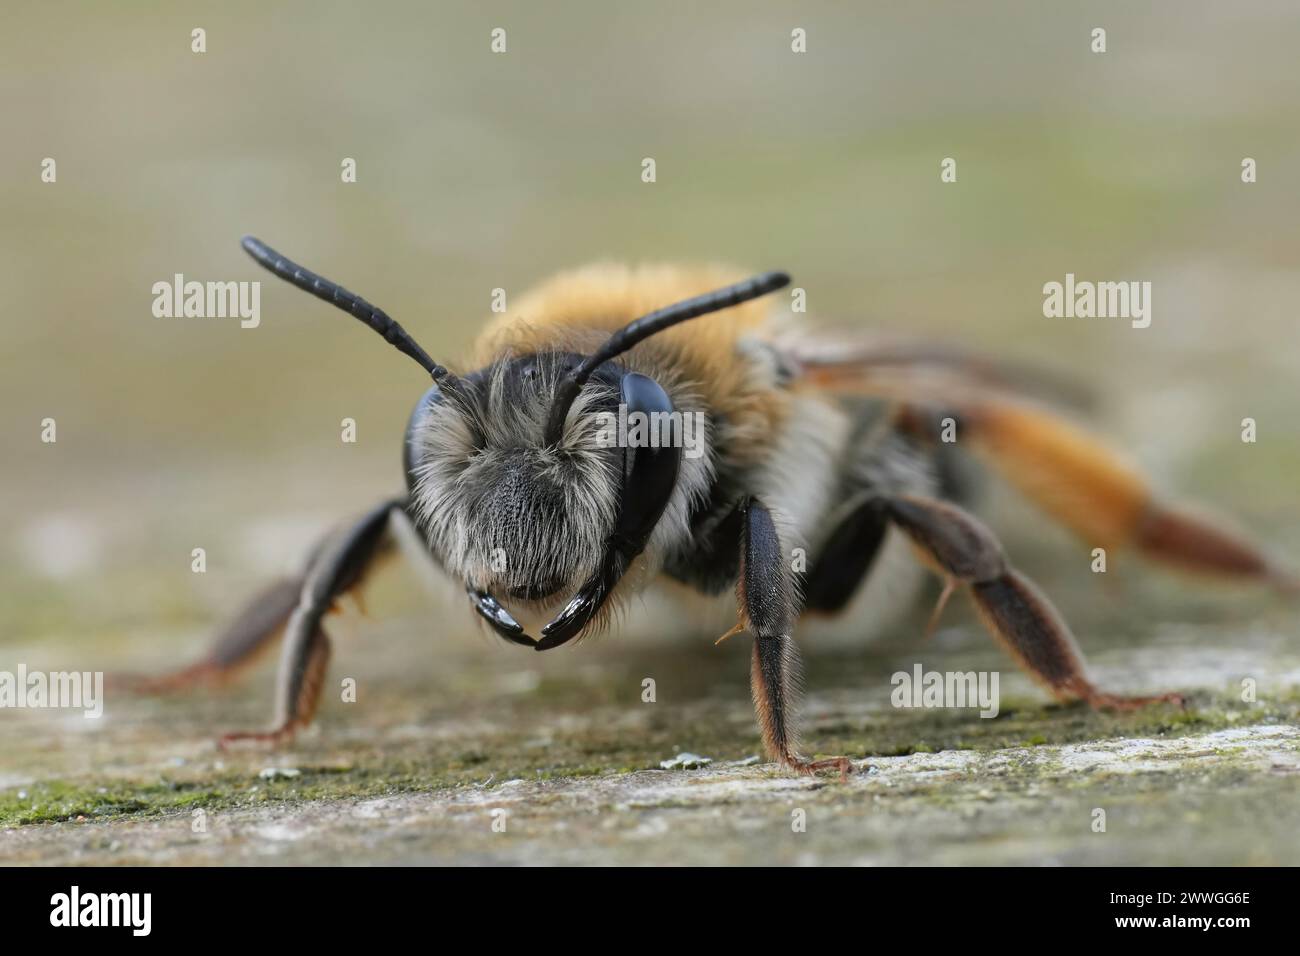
[891,664,1000,718]
[0,665,103,718]
[593,404,706,459]
[50,886,151,936]
[152,274,260,328]
[1042,273,1151,329]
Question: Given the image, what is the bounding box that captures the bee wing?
[785,331,1295,592]
[784,331,1095,412]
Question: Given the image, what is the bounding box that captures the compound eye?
[404,383,448,478]
[612,373,681,555]
[534,373,682,653]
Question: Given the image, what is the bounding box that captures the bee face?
[406,354,622,609]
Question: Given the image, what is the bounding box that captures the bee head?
[405,354,625,610]
[237,236,785,649]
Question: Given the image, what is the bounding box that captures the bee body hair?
[464,262,941,623]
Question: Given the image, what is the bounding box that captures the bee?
[138,236,1295,775]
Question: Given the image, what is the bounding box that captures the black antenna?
[240,236,456,385]
[543,270,790,445]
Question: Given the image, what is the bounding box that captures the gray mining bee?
[134,236,1293,775]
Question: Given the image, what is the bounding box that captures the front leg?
[730,498,852,778]
[219,498,403,748]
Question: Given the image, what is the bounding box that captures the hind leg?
[882,493,1182,710]
[901,399,1296,592]
[117,577,303,693]
[124,499,400,701]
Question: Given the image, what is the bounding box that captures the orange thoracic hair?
[472,262,794,464]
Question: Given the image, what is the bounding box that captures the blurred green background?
[4,2,1300,864]
[3,0,1299,676]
